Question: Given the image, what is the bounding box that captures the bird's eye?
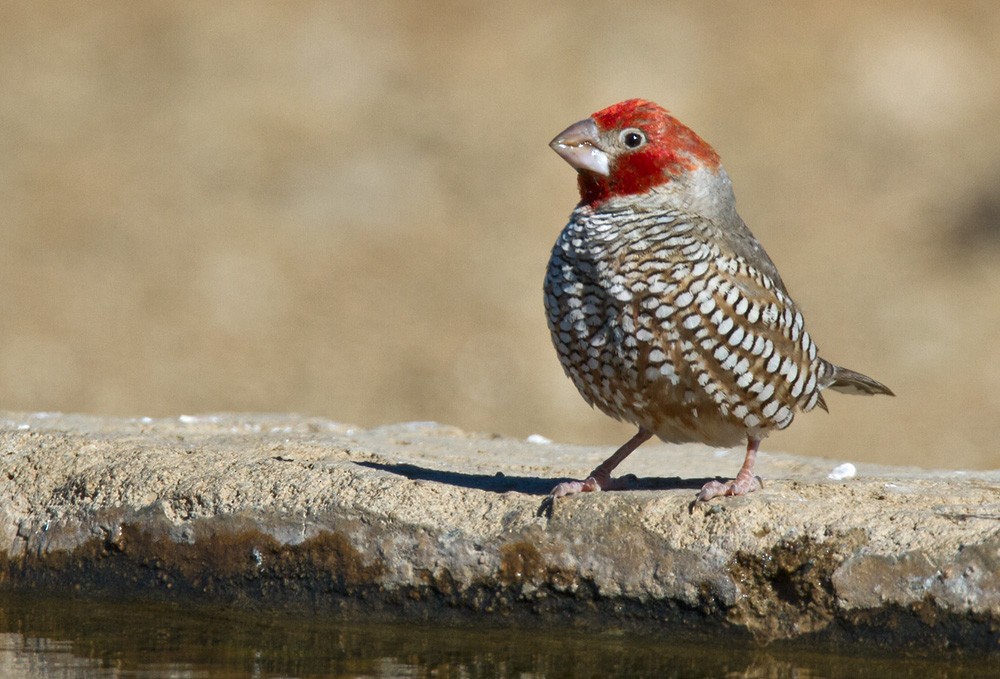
[621,129,646,149]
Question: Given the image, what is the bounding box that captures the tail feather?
[823,362,895,397]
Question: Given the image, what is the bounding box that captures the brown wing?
[636,247,830,434]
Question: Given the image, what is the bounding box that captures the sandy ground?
[2,2,1000,469]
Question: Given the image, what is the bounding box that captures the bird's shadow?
[355,460,716,496]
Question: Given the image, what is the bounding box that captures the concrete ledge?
[2,412,999,651]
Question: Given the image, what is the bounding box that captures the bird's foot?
[696,473,762,502]
[549,476,600,498]
[550,472,638,498]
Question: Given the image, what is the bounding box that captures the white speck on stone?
[526,434,552,445]
[400,421,441,430]
[828,463,857,481]
[17,423,29,431]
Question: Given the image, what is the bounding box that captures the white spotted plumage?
[544,200,839,447]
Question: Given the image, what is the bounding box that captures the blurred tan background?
[2,1,999,469]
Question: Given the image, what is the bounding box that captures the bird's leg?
[697,437,763,502]
[550,428,652,498]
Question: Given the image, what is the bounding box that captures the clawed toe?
[696,475,762,502]
[549,476,600,498]
[549,472,642,498]
[696,480,726,502]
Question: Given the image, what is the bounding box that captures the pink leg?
[697,437,763,502]
[550,429,652,498]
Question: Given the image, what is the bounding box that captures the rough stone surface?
[2,412,999,652]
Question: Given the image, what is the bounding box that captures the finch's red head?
[550,99,721,207]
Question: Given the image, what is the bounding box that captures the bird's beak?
[549,118,609,177]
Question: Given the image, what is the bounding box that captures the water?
[0,593,989,678]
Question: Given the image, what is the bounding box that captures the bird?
[543,99,893,502]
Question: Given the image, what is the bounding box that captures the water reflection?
[0,593,988,678]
